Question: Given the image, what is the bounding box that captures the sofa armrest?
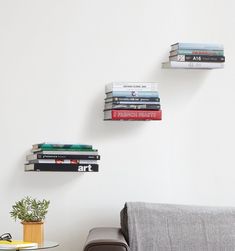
[83,227,129,251]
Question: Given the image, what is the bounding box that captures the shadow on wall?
[58,207,119,251]
[81,89,149,141]
[149,59,210,109]
[5,152,83,196]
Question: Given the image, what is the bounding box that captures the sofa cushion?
[121,202,235,251]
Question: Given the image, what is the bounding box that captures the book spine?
[170,49,224,56]
[162,61,224,69]
[33,144,93,150]
[28,159,97,164]
[26,154,100,161]
[108,101,160,105]
[24,163,99,172]
[171,55,225,62]
[105,82,158,93]
[107,91,159,98]
[32,148,96,153]
[34,150,98,155]
[171,43,224,51]
[105,104,161,110]
[108,110,162,120]
[105,97,160,102]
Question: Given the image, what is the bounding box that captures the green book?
[32,143,93,150]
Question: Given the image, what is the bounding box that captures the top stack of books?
[104,82,162,121]
[25,143,100,172]
[162,42,225,69]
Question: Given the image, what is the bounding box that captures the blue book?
[170,49,224,57]
[171,43,224,51]
[106,91,159,98]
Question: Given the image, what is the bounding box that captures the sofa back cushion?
[120,202,235,251]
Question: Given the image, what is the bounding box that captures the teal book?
[32,143,93,150]
[171,43,224,51]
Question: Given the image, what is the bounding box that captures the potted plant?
[10,196,50,244]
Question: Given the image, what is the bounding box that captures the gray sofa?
[83,202,235,251]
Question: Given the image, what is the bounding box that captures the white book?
[105,82,159,93]
[162,61,224,69]
[31,150,98,155]
[28,159,97,164]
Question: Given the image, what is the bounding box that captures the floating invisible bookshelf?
[24,143,100,172]
[162,42,225,70]
[103,82,162,121]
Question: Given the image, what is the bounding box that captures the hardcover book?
[26,153,100,161]
[28,159,97,164]
[106,91,159,98]
[25,163,99,172]
[105,100,160,105]
[0,240,38,249]
[104,109,162,120]
[105,97,160,102]
[162,61,224,69]
[32,143,93,150]
[31,150,98,155]
[170,49,224,57]
[171,42,224,51]
[170,55,225,62]
[104,103,161,110]
[105,82,158,93]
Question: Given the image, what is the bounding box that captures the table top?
[0,241,59,250]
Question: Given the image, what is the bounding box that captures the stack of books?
[25,143,100,172]
[162,42,225,69]
[104,82,162,120]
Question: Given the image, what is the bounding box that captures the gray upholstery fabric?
[122,202,235,251]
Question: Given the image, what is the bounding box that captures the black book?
[26,153,100,161]
[104,103,161,110]
[170,55,225,62]
[25,163,99,172]
[105,97,160,102]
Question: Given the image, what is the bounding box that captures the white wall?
[0,0,235,250]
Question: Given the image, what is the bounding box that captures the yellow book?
[0,240,38,249]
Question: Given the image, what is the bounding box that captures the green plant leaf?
[10,196,50,222]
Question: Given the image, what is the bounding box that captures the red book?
[104,110,162,120]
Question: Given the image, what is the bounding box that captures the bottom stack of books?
[25,143,100,172]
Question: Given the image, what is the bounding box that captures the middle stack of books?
[104,82,162,121]
[25,143,100,172]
